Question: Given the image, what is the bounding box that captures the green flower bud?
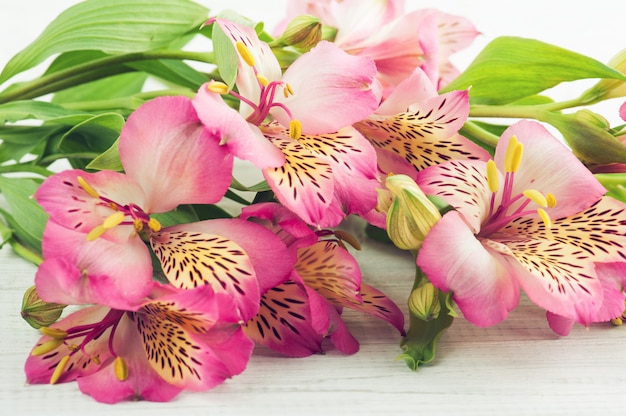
[384,174,442,252]
[542,111,626,165]
[408,282,441,321]
[582,48,626,102]
[280,15,322,50]
[21,286,66,329]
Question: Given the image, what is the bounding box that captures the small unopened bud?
[21,286,66,329]
[581,49,626,102]
[408,282,441,321]
[384,174,442,252]
[280,15,322,50]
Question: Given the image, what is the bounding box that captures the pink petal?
[329,0,404,48]
[192,86,285,168]
[417,160,494,234]
[620,100,626,121]
[275,41,379,134]
[244,279,323,357]
[262,133,334,226]
[502,238,603,326]
[494,120,606,218]
[164,218,295,295]
[35,169,144,243]
[37,221,153,309]
[593,262,626,322]
[546,311,575,336]
[435,10,480,58]
[346,283,405,335]
[375,68,438,116]
[417,211,520,326]
[119,95,234,212]
[240,202,319,250]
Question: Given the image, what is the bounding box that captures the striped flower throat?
[77,176,161,242]
[479,135,557,237]
[207,41,302,140]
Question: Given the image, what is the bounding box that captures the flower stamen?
[77,176,99,198]
[235,41,256,67]
[50,355,70,384]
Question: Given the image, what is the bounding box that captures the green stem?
[460,120,500,148]
[0,163,53,177]
[469,104,544,119]
[0,50,213,104]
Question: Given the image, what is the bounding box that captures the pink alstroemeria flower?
[35,96,294,320]
[25,284,253,403]
[193,18,380,227]
[276,0,479,94]
[240,203,405,357]
[416,120,626,333]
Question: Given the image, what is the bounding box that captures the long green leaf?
[0,177,48,253]
[442,36,626,105]
[0,0,209,84]
[0,100,89,124]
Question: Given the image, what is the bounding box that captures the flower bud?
[21,286,66,329]
[581,48,626,102]
[279,15,322,50]
[542,111,626,165]
[384,174,442,251]
[408,282,441,321]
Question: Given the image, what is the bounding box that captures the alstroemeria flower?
[240,203,405,357]
[193,18,380,227]
[276,0,479,94]
[35,96,294,320]
[25,284,253,403]
[416,120,626,331]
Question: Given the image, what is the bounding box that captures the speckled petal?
[295,241,362,304]
[262,134,334,226]
[355,90,489,172]
[417,159,495,234]
[244,280,323,357]
[499,238,603,325]
[344,283,405,335]
[150,230,260,321]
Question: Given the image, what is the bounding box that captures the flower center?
[77,176,161,241]
[33,309,128,384]
[206,41,302,139]
[479,136,556,237]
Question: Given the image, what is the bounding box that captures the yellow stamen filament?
[207,81,229,94]
[148,218,162,232]
[486,160,499,192]
[114,356,129,381]
[77,176,99,198]
[40,327,68,339]
[537,208,552,229]
[31,339,63,356]
[103,212,125,229]
[546,193,557,208]
[289,119,302,140]
[50,355,70,385]
[256,74,269,87]
[86,225,107,242]
[283,83,294,98]
[236,41,256,67]
[523,189,548,208]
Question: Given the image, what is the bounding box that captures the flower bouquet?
[2,0,626,404]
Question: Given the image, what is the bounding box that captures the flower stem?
[0,50,213,104]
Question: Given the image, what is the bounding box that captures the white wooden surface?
[2,1,626,415]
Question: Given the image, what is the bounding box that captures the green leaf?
[0,100,89,124]
[0,176,47,253]
[442,36,626,105]
[0,0,209,85]
[0,125,57,163]
[86,138,123,171]
[127,59,207,90]
[55,113,125,169]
